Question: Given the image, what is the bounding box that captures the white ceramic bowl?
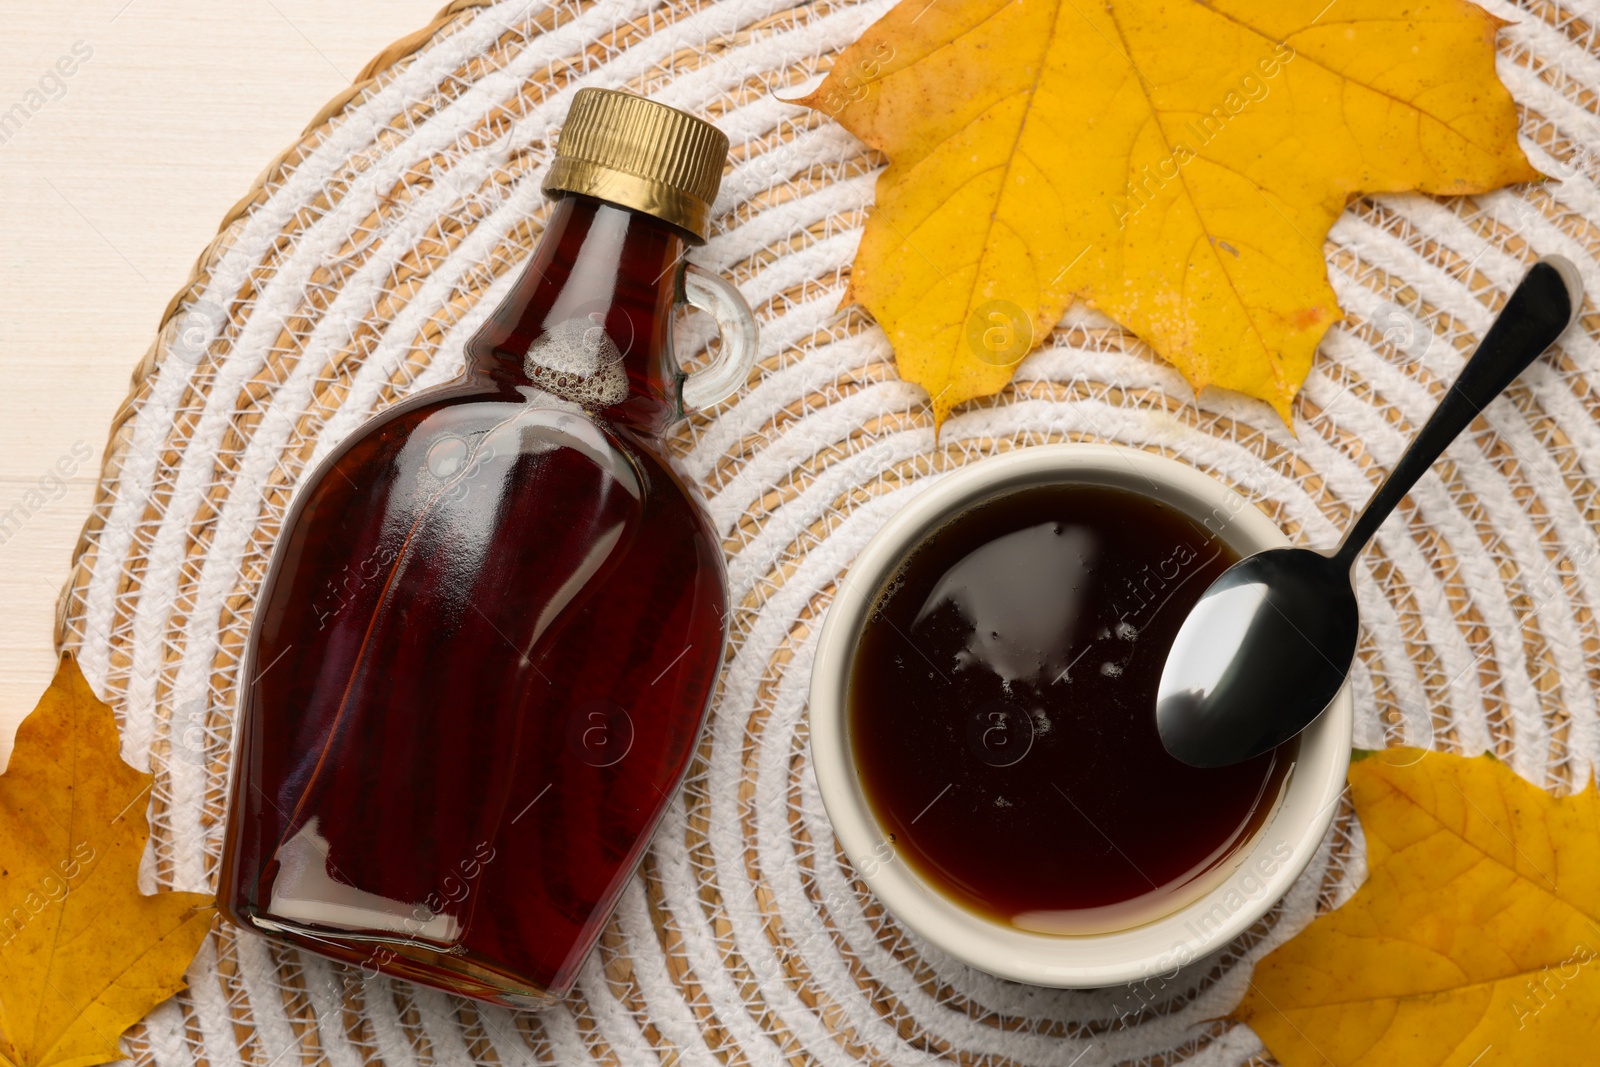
[808,444,1352,987]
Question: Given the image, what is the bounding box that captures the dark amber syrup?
[849,483,1294,934]
[218,197,727,1003]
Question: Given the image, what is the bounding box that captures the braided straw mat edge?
[49,0,1600,1064]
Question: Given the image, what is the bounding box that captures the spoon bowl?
[1159,256,1584,768]
[1157,547,1355,768]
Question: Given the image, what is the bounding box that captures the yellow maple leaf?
[799,0,1538,425]
[1236,749,1600,1066]
[0,656,214,1067]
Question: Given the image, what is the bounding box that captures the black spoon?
[1157,256,1584,768]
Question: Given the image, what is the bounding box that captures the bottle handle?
[679,262,760,411]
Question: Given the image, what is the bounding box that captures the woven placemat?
[55,1,1600,1064]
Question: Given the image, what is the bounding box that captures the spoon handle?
[1333,256,1584,568]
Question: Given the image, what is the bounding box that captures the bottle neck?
[468,195,692,436]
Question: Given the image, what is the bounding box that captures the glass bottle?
[218,89,758,1008]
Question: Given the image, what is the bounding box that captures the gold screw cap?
[543,89,729,243]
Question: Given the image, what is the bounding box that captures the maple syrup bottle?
[218,90,758,1007]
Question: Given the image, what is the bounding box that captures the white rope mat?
[57,0,1600,1063]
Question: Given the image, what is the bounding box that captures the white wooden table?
[0,0,438,764]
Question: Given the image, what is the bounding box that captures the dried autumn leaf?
[1236,749,1600,1066]
[800,0,1538,424]
[0,655,214,1067]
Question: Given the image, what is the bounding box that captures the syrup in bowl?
[849,482,1295,934]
